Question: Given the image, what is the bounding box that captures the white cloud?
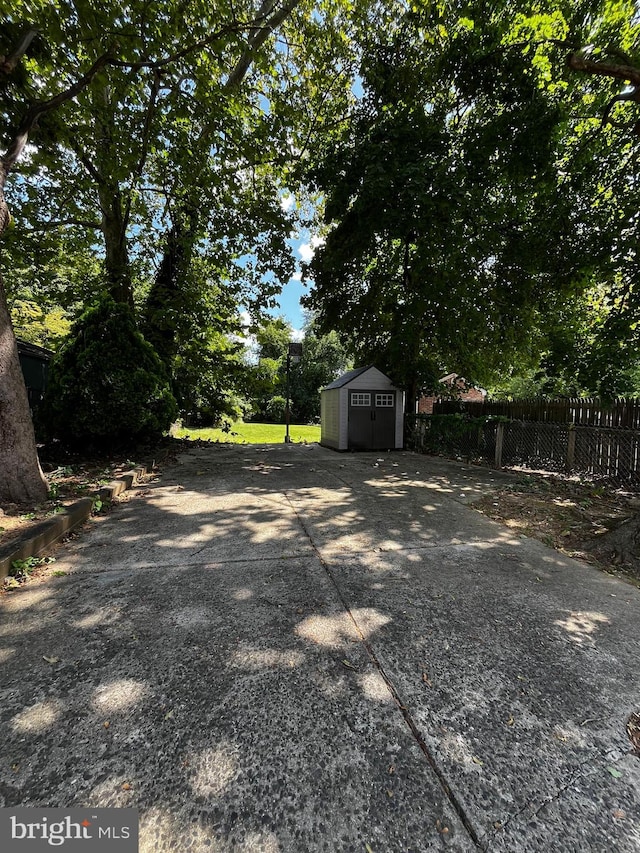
[281,193,295,212]
[298,235,324,264]
[291,328,304,342]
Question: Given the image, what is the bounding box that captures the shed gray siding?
[394,393,404,447]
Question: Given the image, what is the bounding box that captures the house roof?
[438,374,486,394]
[16,339,54,361]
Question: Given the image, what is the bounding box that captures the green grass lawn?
[174,422,321,444]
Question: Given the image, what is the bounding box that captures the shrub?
[40,298,177,445]
[265,395,287,423]
[409,413,506,457]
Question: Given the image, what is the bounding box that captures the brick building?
[417,373,486,414]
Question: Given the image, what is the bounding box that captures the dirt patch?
[0,437,183,553]
[472,472,640,587]
[0,459,141,549]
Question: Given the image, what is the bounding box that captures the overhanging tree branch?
[567,52,640,88]
[224,0,301,90]
[0,28,39,75]
[1,6,299,182]
[1,51,113,176]
[25,218,102,231]
[568,50,640,132]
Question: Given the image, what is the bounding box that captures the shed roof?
[323,365,398,391]
[323,366,371,390]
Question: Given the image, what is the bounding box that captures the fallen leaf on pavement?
[42,656,59,665]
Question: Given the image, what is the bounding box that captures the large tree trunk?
[0,38,114,507]
[0,270,48,505]
[98,183,134,307]
[405,376,418,414]
[583,513,640,582]
[0,168,48,504]
[145,1,303,359]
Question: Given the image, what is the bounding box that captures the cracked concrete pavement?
[1,442,639,852]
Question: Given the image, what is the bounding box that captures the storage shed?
[320,366,404,451]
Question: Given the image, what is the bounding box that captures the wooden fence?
[405,413,640,487]
[433,397,640,430]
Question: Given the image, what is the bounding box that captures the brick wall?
[417,384,485,414]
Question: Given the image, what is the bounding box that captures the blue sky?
[271,268,307,333]
[265,194,324,337]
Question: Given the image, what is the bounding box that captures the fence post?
[566,423,576,473]
[495,422,504,468]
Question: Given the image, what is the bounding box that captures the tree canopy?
[303,0,640,402]
[240,315,351,423]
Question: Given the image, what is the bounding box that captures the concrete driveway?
[1,443,639,852]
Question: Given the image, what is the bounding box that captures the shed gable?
[323,365,399,392]
[345,366,396,391]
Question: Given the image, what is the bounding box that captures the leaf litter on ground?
[471,471,640,587]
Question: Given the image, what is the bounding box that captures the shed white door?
[348,390,396,450]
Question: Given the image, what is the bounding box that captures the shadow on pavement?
[1,443,639,852]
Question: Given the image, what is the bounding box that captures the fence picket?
[432,397,640,429]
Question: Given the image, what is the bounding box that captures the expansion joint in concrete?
[283,489,484,850]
